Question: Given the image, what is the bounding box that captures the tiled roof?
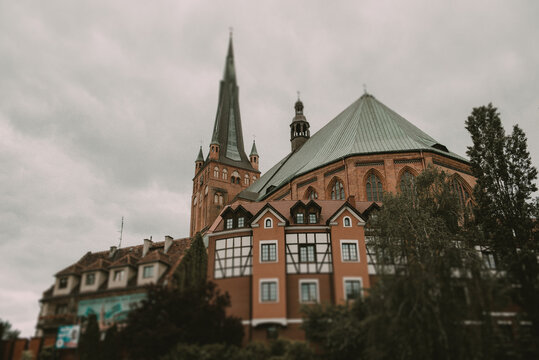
[138,251,171,265]
[210,199,376,232]
[109,254,139,268]
[242,93,468,201]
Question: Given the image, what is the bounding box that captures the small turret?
[290,94,310,152]
[195,146,204,173]
[249,140,259,171]
[209,141,220,160]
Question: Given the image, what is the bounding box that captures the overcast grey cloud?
[1,0,538,336]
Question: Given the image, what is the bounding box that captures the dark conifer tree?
[79,314,100,360]
[465,104,539,347]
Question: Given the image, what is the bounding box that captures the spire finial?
[229,27,233,38]
[363,83,367,94]
[297,91,301,101]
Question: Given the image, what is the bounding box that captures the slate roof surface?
[242,93,468,201]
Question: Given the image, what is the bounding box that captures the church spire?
[208,34,253,169]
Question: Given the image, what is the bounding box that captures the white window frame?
[259,240,278,263]
[85,272,96,285]
[259,278,279,303]
[343,216,352,227]
[226,218,233,229]
[113,269,125,282]
[142,265,154,279]
[238,217,245,228]
[299,279,319,303]
[340,240,360,262]
[264,217,273,229]
[343,277,363,300]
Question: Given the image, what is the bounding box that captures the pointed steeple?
[249,140,258,157]
[290,93,310,152]
[209,34,253,170]
[196,146,204,162]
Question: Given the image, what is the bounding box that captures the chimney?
[164,236,173,254]
[347,195,356,205]
[109,246,117,259]
[143,239,152,257]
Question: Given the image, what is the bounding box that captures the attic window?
[238,217,245,228]
[143,265,154,278]
[85,273,95,285]
[296,213,304,224]
[266,185,276,194]
[226,218,233,229]
[58,277,68,289]
[309,213,317,224]
[113,269,124,282]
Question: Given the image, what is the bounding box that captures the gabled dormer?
[221,204,253,230]
[250,203,288,229]
[137,251,170,286]
[327,201,366,227]
[108,254,138,289]
[53,264,82,297]
[290,200,322,225]
[80,259,110,293]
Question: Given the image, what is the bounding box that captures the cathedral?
[194,36,475,341]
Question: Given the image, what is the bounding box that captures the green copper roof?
[209,36,254,170]
[195,146,204,162]
[249,140,258,157]
[243,93,468,200]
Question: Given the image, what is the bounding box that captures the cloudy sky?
[1,1,538,336]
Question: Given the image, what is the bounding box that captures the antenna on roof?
[363,84,368,94]
[118,216,124,248]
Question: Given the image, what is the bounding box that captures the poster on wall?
[77,293,146,330]
[56,325,80,349]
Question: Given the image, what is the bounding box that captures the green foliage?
[466,103,539,348]
[173,233,208,293]
[101,325,120,360]
[0,319,20,340]
[303,167,502,360]
[121,281,243,359]
[38,346,57,360]
[160,340,314,360]
[79,314,100,360]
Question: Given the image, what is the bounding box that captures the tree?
[303,167,500,360]
[173,233,208,292]
[465,104,539,345]
[0,319,20,340]
[121,233,243,360]
[79,314,100,360]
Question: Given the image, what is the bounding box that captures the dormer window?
[142,265,154,278]
[309,213,317,224]
[85,273,95,285]
[296,213,304,224]
[264,218,273,228]
[238,217,245,228]
[58,277,68,289]
[113,269,124,282]
[226,218,233,229]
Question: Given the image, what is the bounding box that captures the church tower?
[290,95,310,152]
[190,35,260,236]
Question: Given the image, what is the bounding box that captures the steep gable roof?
[242,93,468,201]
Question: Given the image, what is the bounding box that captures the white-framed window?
[343,216,352,227]
[142,265,154,278]
[85,273,95,285]
[222,169,228,180]
[260,279,278,303]
[113,269,124,282]
[340,240,359,262]
[238,217,245,228]
[343,277,363,300]
[226,218,233,229]
[214,166,219,177]
[296,213,304,224]
[299,279,319,303]
[309,213,317,224]
[299,244,315,263]
[260,240,278,263]
[264,217,273,229]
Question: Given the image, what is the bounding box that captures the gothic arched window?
[450,177,471,210]
[214,166,219,178]
[222,169,228,180]
[244,174,249,185]
[305,187,318,200]
[399,170,416,195]
[366,173,383,201]
[330,179,345,200]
